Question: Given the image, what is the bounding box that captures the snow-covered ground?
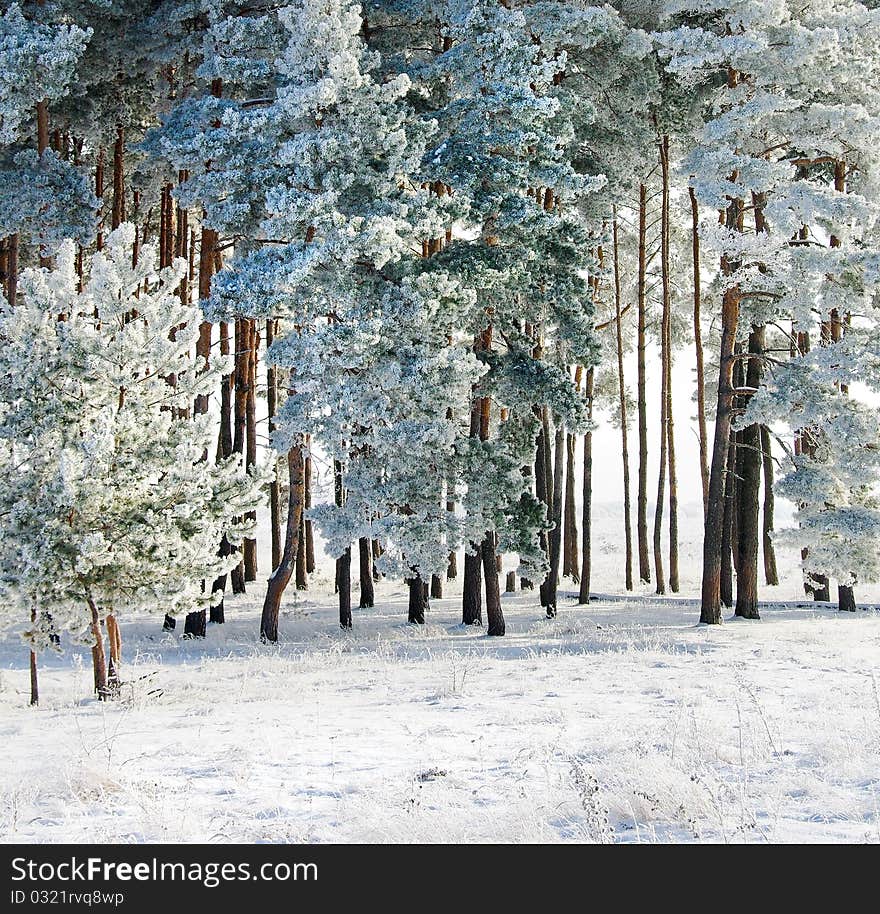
[2,502,879,844]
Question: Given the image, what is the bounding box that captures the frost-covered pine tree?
[0,226,264,698]
[208,0,475,635]
[0,1,95,302]
[658,0,880,621]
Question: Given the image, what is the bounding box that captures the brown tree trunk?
[702,278,740,623]
[462,549,482,625]
[760,425,779,586]
[636,184,651,583]
[483,532,505,636]
[690,187,710,517]
[563,431,579,583]
[735,327,764,619]
[266,319,282,571]
[261,445,305,643]
[659,137,680,593]
[96,147,105,252]
[112,126,125,230]
[88,599,109,700]
[612,215,633,591]
[106,613,122,691]
[305,444,316,574]
[578,368,595,604]
[359,537,374,608]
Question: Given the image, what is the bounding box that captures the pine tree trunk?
[358,537,374,608]
[243,322,258,582]
[653,271,669,597]
[462,549,482,624]
[431,573,443,599]
[612,215,633,591]
[88,599,109,700]
[106,613,122,691]
[659,137,680,594]
[29,607,38,706]
[112,125,125,230]
[578,368,595,604]
[700,164,743,625]
[563,431,579,582]
[338,547,352,629]
[690,187,710,518]
[261,445,305,643]
[372,539,382,581]
[407,576,428,624]
[541,423,565,617]
[482,533,505,636]
[266,320,282,571]
[760,425,779,586]
[735,327,764,619]
[636,184,651,583]
[838,585,856,612]
[305,444,316,574]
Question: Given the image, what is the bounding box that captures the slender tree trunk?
[29,607,38,706]
[88,599,109,700]
[483,533,505,636]
[261,445,305,643]
[266,320,282,571]
[359,537,374,608]
[758,426,779,586]
[735,327,764,619]
[305,444,316,574]
[338,547,352,629]
[701,154,743,624]
[612,215,633,591]
[106,614,122,691]
[431,573,443,600]
[578,368,595,604]
[659,138,679,593]
[636,184,651,583]
[112,125,125,230]
[563,431,579,583]
[243,323,258,582]
[720,433,734,610]
[653,261,669,597]
[690,187,710,517]
[541,423,565,617]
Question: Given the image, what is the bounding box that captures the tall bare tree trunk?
[735,327,764,619]
[578,368,595,604]
[690,187,710,517]
[261,445,305,643]
[305,443,316,574]
[612,215,633,591]
[701,277,740,622]
[541,422,565,617]
[266,319,282,571]
[760,426,779,586]
[562,430,578,581]
[29,607,38,706]
[636,184,650,583]
[659,138,680,593]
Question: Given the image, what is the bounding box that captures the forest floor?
[3,554,880,843]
